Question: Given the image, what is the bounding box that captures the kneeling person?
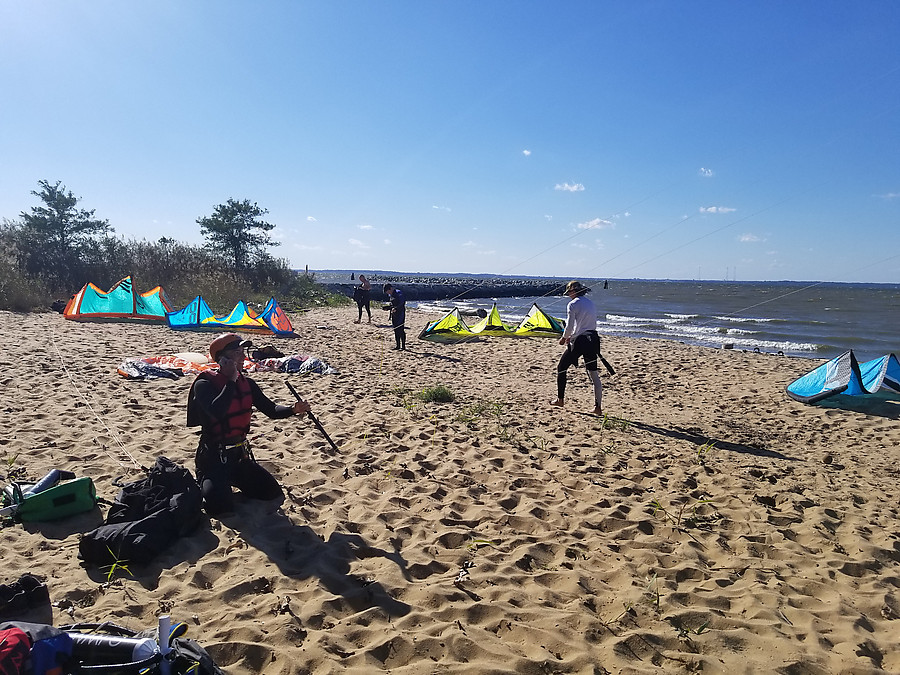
[187,333,311,516]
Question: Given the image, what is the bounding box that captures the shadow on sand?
[814,396,900,419]
[218,504,411,618]
[628,420,796,461]
[72,497,411,619]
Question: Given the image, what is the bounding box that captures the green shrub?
[417,385,456,403]
[0,228,346,312]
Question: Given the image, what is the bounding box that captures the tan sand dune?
[2,307,899,674]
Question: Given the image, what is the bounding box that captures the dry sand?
[2,306,899,674]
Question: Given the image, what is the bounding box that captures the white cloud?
[555,182,585,192]
[476,249,496,256]
[572,243,588,249]
[699,168,714,177]
[544,214,553,221]
[577,218,614,230]
[293,243,323,251]
[877,191,899,200]
[384,239,391,245]
[358,224,373,230]
[348,238,369,249]
[739,233,762,243]
[306,216,317,222]
[462,240,477,248]
[700,206,736,214]
[522,149,531,156]
[432,205,451,212]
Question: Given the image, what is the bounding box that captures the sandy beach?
[2,306,899,674]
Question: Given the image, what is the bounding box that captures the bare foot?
[549,398,564,408]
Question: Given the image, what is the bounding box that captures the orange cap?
[209,333,251,361]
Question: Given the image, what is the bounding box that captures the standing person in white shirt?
[550,280,603,415]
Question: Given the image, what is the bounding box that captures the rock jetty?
[322,275,567,301]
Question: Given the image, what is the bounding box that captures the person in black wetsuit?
[383,283,406,350]
[353,274,372,324]
[187,333,311,516]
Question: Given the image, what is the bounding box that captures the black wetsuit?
[388,288,406,349]
[354,285,371,321]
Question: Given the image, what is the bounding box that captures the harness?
[564,330,601,370]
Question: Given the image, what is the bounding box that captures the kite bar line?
[285,381,339,453]
[49,326,141,470]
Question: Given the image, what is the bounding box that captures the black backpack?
[79,457,202,566]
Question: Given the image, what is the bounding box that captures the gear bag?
[79,457,201,566]
[0,622,72,675]
[0,625,30,675]
[11,478,97,523]
[61,621,226,675]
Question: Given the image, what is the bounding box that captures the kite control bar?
[598,353,616,376]
[286,381,339,453]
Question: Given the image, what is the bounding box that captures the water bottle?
[69,633,159,665]
[23,469,76,496]
[158,615,172,675]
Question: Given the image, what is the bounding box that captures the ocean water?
[408,279,900,363]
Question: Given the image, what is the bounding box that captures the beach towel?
[117,353,338,379]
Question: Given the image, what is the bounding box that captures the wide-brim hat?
[209,333,252,361]
[565,280,590,296]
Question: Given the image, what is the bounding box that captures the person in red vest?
[187,333,310,516]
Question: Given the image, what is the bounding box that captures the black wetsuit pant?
[392,311,407,349]
[557,331,601,401]
[195,439,283,515]
[356,291,371,321]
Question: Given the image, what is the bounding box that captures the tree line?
[0,180,341,312]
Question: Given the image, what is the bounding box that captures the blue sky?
[1,2,898,283]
